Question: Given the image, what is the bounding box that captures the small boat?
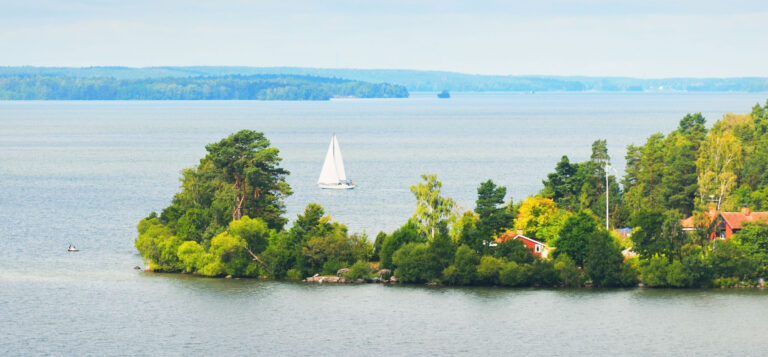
[318,134,355,189]
[437,90,450,98]
[67,244,79,252]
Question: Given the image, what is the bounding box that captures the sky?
[1,0,767,77]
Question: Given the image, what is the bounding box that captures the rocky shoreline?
[303,274,398,284]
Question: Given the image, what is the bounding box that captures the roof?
[719,211,768,230]
[681,209,719,229]
[495,231,545,246]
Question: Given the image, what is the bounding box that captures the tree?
[514,196,568,242]
[477,256,505,285]
[590,139,610,167]
[392,243,441,283]
[629,209,666,259]
[542,156,581,211]
[553,254,581,287]
[474,180,514,244]
[584,230,626,287]
[622,133,666,212]
[553,210,598,266]
[662,133,700,216]
[204,130,292,228]
[494,238,534,264]
[410,174,458,240]
[451,245,480,285]
[734,222,768,277]
[697,130,742,210]
[379,219,423,269]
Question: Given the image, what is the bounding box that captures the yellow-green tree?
[513,196,570,242]
[410,174,458,240]
[697,130,742,210]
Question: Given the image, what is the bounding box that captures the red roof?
[720,211,768,230]
[681,208,718,229]
[495,231,545,246]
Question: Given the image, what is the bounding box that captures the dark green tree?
[584,230,626,287]
[474,180,514,248]
[205,130,292,229]
[553,210,598,266]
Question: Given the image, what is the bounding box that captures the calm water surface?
[1,93,768,356]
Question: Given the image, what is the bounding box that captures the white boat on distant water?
[67,244,79,252]
[318,135,355,189]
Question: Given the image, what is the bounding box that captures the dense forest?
[0,74,409,100]
[136,100,768,288]
[4,66,768,92]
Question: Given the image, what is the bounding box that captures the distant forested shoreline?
[0,74,409,100]
[3,66,768,92]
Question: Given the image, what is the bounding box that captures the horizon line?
[2,65,768,80]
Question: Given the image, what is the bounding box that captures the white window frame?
[535,245,542,253]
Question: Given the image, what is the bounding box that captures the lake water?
[2,92,768,356]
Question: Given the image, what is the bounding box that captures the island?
[437,90,450,98]
[0,74,409,100]
[136,99,768,288]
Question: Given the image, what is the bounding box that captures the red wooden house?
[495,230,547,258]
[714,207,768,240]
[681,206,768,241]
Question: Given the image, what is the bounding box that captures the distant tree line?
[0,74,409,100]
[3,66,768,92]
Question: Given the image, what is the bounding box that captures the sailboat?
[317,135,355,189]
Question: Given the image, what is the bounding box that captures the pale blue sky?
[1,0,766,77]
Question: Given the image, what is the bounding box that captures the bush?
[640,256,669,287]
[584,230,625,287]
[499,261,528,287]
[392,243,441,283]
[321,259,346,276]
[452,245,480,285]
[286,269,303,280]
[477,256,504,285]
[665,260,690,287]
[345,260,374,280]
[442,265,460,285]
[529,260,559,287]
[554,254,581,287]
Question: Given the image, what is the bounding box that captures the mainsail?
[332,135,347,181]
[318,135,345,185]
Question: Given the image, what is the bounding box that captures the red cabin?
[495,230,547,258]
[682,206,768,241]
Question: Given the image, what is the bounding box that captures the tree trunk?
[244,246,272,274]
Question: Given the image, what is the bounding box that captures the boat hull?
[318,182,356,190]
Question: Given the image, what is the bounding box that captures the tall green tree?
[474,180,514,246]
[410,174,458,240]
[553,210,598,266]
[697,130,742,210]
[205,130,292,228]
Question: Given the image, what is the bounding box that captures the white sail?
[332,135,347,181]
[317,136,339,184]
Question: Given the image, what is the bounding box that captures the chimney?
[741,206,750,216]
[708,204,717,216]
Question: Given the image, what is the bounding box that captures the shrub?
[452,245,480,285]
[477,256,504,285]
[499,261,527,287]
[345,260,374,280]
[321,259,346,276]
[554,254,581,287]
[392,243,441,283]
[286,269,303,280]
